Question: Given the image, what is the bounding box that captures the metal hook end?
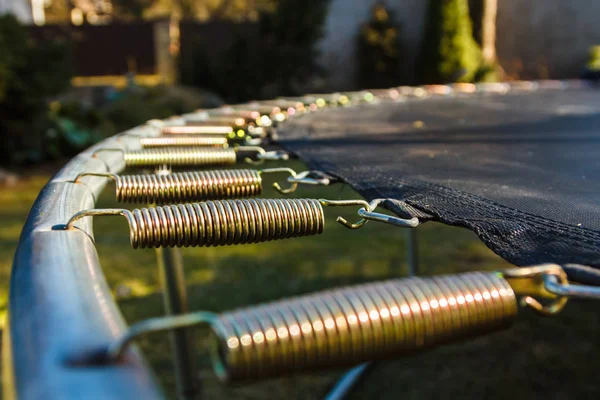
[261,168,299,194]
[335,215,368,230]
[105,312,218,361]
[65,209,131,230]
[288,170,332,187]
[245,157,265,166]
[260,150,290,161]
[240,147,289,165]
[501,264,569,316]
[238,146,266,165]
[319,199,420,230]
[319,199,370,229]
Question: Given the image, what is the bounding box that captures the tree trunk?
[481,0,497,64]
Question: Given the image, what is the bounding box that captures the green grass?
[2,161,600,399]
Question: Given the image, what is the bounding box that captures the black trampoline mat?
[278,88,600,283]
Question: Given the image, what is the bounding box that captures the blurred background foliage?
[357,3,403,89]
[0,0,503,167]
[419,0,482,83]
[0,14,72,166]
[180,0,331,103]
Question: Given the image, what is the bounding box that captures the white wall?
[0,0,33,23]
[496,0,600,79]
[320,0,600,88]
[319,0,426,90]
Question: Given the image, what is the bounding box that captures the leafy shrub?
[418,0,481,84]
[180,0,331,103]
[357,3,403,89]
[101,85,222,133]
[0,14,72,166]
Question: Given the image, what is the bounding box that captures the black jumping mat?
[277,88,600,284]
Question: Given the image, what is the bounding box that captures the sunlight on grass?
[2,164,599,399]
[0,164,516,398]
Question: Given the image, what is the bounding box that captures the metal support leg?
[324,228,420,400]
[406,229,419,277]
[324,364,370,400]
[156,247,198,400]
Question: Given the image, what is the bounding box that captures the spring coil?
[162,126,234,135]
[140,136,228,148]
[210,271,517,381]
[128,198,324,248]
[114,169,262,204]
[124,148,237,168]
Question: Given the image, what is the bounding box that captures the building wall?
[320,0,600,89]
[496,0,600,79]
[0,0,32,23]
[319,0,426,90]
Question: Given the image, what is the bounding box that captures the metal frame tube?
[4,129,164,399]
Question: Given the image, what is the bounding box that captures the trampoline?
[4,80,600,400]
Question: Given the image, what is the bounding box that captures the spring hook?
[287,170,332,187]
[500,264,569,316]
[319,199,419,229]
[502,264,600,316]
[543,272,600,300]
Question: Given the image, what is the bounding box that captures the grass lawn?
[1,160,600,399]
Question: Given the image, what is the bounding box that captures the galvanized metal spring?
[93,146,286,168]
[210,271,517,381]
[66,198,420,249]
[82,264,600,380]
[94,271,518,380]
[126,148,236,167]
[67,198,324,249]
[115,169,262,203]
[186,116,249,126]
[140,136,228,148]
[76,168,302,204]
[162,126,235,136]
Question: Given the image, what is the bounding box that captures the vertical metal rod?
[324,364,370,400]
[324,228,420,400]
[152,166,198,399]
[406,228,419,277]
[156,247,199,400]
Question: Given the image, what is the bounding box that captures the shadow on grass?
[3,166,599,399]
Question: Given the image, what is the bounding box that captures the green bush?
[0,14,72,166]
[101,85,222,133]
[180,0,331,103]
[418,0,481,84]
[357,3,403,89]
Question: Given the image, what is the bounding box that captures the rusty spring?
[67,198,324,249]
[140,136,228,148]
[210,271,517,381]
